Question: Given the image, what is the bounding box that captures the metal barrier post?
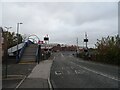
[38,44,41,64]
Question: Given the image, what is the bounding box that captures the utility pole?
[84,32,88,49]
[76,37,78,53]
[85,32,88,49]
[84,32,89,57]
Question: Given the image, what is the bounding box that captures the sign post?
[44,35,49,59]
[84,32,89,58]
[38,40,43,63]
[84,32,88,49]
[44,35,49,50]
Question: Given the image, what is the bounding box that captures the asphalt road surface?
[50,51,119,88]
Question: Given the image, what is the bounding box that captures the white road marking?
[67,71,70,74]
[48,78,53,90]
[75,70,77,74]
[74,70,86,74]
[61,53,64,57]
[70,62,119,81]
[80,65,119,81]
[15,76,27,89]
[55,71,62,75]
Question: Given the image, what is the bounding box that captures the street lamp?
[5,27,12,30]
[4,26,12,78]
[16,22,23,63]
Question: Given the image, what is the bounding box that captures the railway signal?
[84,32,88,49]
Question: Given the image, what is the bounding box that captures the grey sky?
[2,2,118,48]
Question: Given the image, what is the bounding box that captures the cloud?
[2,2,118,47]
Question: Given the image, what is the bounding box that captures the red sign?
[38,40,44,44]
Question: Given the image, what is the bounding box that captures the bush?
[95,35,120,65]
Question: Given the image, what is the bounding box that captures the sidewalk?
[18,59,53,88]
[2,60,36,88]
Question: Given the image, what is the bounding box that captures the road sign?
[44,37,49,41]
[84,39,88,42]
[38,40,44,44]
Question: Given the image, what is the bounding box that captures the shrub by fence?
[76,35,120,65]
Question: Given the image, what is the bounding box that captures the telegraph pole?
[84,32,89,57]
[85,32,88,49]
[76,37,78,53]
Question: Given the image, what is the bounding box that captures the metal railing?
[36,45,41,64]
[36,46,39,63]
[16,42,28,63]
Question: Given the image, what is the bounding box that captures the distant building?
[52,44,62,52]
[51,44,82,52]
[41,43,83,52]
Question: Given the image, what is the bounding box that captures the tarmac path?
[50,51,119,88]
[18,60,53,88]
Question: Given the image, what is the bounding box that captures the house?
[52,44,62,52]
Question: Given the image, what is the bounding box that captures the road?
[50,51,119,88]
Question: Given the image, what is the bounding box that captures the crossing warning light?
[84,39,88,42]
[44,37,49,41]
[38,40,44,44]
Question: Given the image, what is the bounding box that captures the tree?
[3,31,23,49]
[95,35,120,65]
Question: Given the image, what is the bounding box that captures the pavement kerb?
[47,59,54,90]
[48,77,52,90]
[15,75,27,89]
[14,59,54,89]
[48,58,58,89]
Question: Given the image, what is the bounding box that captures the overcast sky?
[2,2,118,48]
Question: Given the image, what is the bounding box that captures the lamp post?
[4,26,12,78]
[16,22,23,63]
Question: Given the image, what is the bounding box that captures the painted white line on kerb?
[61,53,64,57]
[71,62,119,81]
[48,78,53,90]
[15,76,27,89]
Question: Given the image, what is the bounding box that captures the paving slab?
[19,78,48,88]
[2,63,36,89]
[28,60,53,79]
[18,60,53,88]
[2,79,22,88]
